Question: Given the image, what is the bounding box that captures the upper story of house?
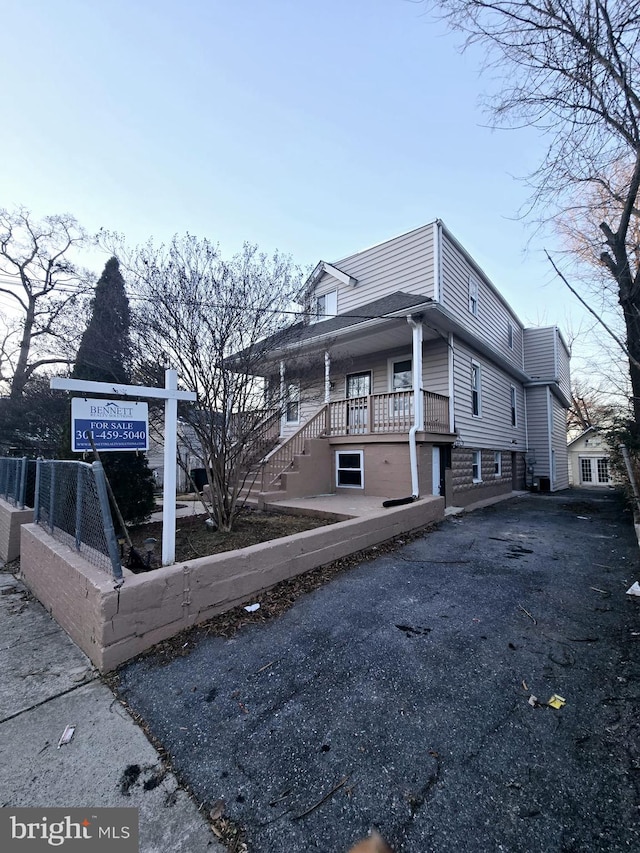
[302,219,569,395]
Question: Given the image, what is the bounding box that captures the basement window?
[336,451,364,489]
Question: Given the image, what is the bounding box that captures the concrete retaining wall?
[20,497,444,672]
[0,498,33,562]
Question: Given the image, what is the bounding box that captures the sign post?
[51,370,197,566]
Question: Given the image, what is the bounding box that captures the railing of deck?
[328,390,450,435]
[260,404,329,491]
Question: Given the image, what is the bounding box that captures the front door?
[346,372,371,434]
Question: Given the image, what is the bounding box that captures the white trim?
[322,262,357,287]
[433,220,441,302]
[336,450,364,489]
[448,332,455,433]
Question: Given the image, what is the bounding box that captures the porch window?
[580,458,592,483]
[336,451,364,489]
[494,451,502,477]
[285,382,300,424]
[471,361,482,417]
[390,358,412,391]
[472,450,482,483]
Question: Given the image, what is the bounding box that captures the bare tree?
[114,234,309,531]
[0,207,92,398]
[428,0,640,424]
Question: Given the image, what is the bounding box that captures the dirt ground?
[126,506,334,567]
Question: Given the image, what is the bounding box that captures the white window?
[580,458,593,483]
[285,382,299,424]
[469,276,479,316]
[494,451,502,477]
[510,385,517,427]
[311,289,337,323]
[389,357,413,391]
[471,361,482,417]
[336,451,364,489]
[597,458,610,484]
[508,322,514,349]
[472,450,482,483]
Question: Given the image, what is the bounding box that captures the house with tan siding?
[233,221,570,507]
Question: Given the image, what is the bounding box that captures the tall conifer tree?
[73,257,154,523]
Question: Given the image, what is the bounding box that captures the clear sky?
[1,0,592,334]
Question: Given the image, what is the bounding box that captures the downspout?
[407,315,424,499]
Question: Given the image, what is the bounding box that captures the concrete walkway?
[0,568,222,853]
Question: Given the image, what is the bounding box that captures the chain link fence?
[0,456,37,509]
[34,459,123,582]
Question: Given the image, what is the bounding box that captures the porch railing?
[261,404,329,491]
[328,390,450,436]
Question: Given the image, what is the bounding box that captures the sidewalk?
[0,567,222,853]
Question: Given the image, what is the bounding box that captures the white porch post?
[324,351,331,403]
[411,318,424,430]
[279,360,285,428]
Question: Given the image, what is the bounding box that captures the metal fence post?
[49,462,56,535]
[92,461,123,583]
[34,459,42,523]
[19,457,27,509]
[75,465,84,551]
[0,459,7,501]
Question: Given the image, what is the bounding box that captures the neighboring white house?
[567,426,615,488]
[231,220,571,507]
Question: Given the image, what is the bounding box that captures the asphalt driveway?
[114,489,640,852]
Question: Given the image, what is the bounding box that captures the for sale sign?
[71,398,149,452]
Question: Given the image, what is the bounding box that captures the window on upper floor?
[508,322,514,349]
[311,289,337,323]
[510,385,517,427]
[471,361,482,417]
[469,275,479,317]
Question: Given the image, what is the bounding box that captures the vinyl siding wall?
[523,327,557,379]
[525,385,550,478]
[440,231,524,369]
[556,332,571,400]
[551,395,569,490]
[452,338,527,450]
[312,224,436,316]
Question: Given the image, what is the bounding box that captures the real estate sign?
[71,398,149,452]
